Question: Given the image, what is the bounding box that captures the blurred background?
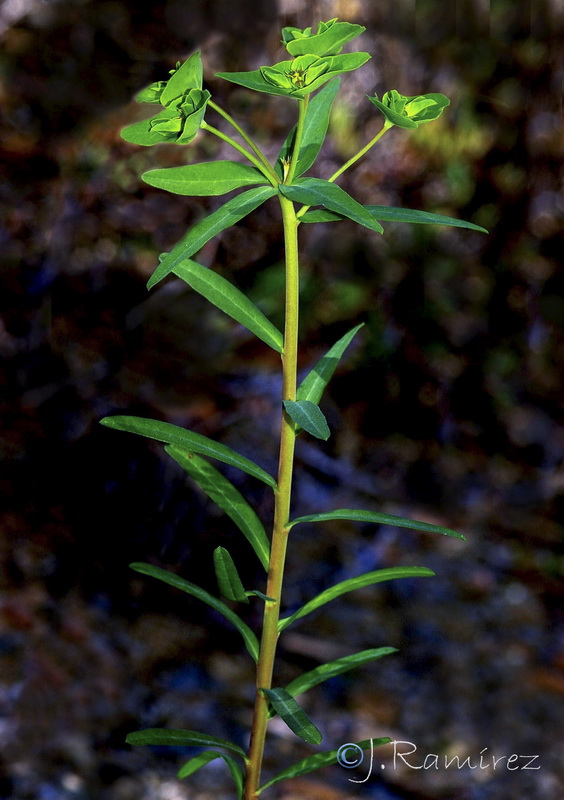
[1,0,563,798]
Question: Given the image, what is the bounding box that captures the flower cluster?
[121,52,210,146]
[369,90,450,129]
[217,19,369,99]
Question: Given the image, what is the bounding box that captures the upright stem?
[244,194,300,800]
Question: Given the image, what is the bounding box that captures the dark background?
[1,1,563,798]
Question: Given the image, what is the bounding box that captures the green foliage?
[283,399,330,440]
[217,53,370,99]
[301,204,488,232]
[276,79,340,178]
[214,547,249,603]
[130,563,260,661]
[278,566,435,632]
[281,19,365,57]
[283,647,397,700]
[166,447,270,571]
[142,161,268,195]
[261,688,322,745]
[172,258,284,353]
[288,508,466,539]
[280,178,383,232]
[126,727,246,757]
[369,90,450,129]
[178,752,244,799]
[258,738,391,792]
[297,323,364,404]
[99,415,277,487]
[122,52,210,145]
[147,186,277,288]
[108,18,487,798]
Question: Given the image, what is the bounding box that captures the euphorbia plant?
[102,18,486,799]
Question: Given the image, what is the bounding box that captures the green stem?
[201,121,279,187]
[244,194,300,800]
[327,121,391,183]
[295,121,392,221]
[208,99,280,183]
[284,97,308,185]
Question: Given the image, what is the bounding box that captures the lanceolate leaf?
[246,590,276,602]
[99,415,277,489]
[213,547,248,603]
[172,258,284,353]
[258,738,391,792]
[278,566,435,632]
[147,186,278,289]
[178,751,244,798]
[283,400,330,440]
[261,688,322,745]
[277,80,341,178]
[142,161,268,196]
[365,204,488,232]
[130,563,260,661]
[297,323,364,404]
[280,179,383,233]
[284,647,397,700]
[301,204,488,233]
[126,727,246,758]
[166,448,270,571]
[288,508,465,539]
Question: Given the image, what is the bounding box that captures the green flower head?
[121,51,210,146]
[261,55,330,93]
[281,18,365,57]
[369,90,450,129]
[148,88,211,144]
[218,51,370,99]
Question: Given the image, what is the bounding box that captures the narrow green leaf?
[130,562,260,661]
[278,566,435,632]
[147,186,277,289]
[301,204,488,233]
[178,751,244,798]
[277,80,341,178]
[142,161,268,196]
[178,750,219,778]
[365,204,488,232]
[172,258,284,353]
[213,547,249,603]
[288,508,465,539]
[261,688,322,745]
[258,738,391,792]
[166,447,270,572]
[297,323,364,405]
[285,647,397,700]
[283,400,330,440]
[99,415,277,489]
[246,590,276,602]
[280,179,383,233]
[126,727,246,758]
